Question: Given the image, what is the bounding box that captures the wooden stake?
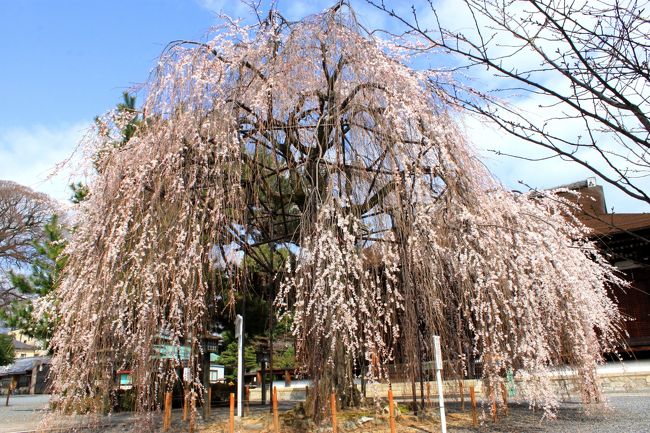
[469,385,477,427]
[182,388,189,422]
[330,393,338,433]
[500,382,509,416]
[388,388,397,433]
[459,380,464,410]
[273,386,280,433]
[163,391,172,431]
[229,393,235,433]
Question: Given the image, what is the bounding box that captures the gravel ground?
[450,393,650,433]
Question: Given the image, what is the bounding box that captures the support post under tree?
[235,314,243,418]
[433,336,447,433]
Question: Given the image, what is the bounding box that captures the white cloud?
[463,111,650,213]
[406,0,650,213]
[0,122,91,204]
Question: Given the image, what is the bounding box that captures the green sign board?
[152,344,191,361]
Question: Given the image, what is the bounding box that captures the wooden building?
[0,356,51,395]
[558,179,650,352]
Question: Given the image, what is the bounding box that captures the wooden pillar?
[30,365,39,395]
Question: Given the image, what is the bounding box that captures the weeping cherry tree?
[50,3,623,420]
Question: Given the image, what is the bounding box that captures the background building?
[558,179,650,353]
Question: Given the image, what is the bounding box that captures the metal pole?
[433,335,447,433]
[236,314,243,418]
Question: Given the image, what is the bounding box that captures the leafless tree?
[0,180,55,308]
[368,0,650,204]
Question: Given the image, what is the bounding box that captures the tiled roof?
[0,356,51,377]
[555,184,650,235]
[12,338,37,350]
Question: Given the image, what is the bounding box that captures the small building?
[12,339,40,359]
[0,356,51,395]
[8,330,48,358]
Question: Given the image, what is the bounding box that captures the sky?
[0,0,648,213]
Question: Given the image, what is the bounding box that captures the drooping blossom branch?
[49,3,623,419]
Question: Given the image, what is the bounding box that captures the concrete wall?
[249,368,650,403]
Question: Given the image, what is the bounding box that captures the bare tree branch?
[368,0,650,204]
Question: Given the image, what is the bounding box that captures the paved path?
[0,394,50,433]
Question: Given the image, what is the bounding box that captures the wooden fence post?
[273,386,280,433]
[388,388,397,433]
[163,391,172,431]
[229,393,235,433]
[469,385,477,427]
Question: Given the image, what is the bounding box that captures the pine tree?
[216,339,258,380]
[0,334,15,366]
[1,216,67,348]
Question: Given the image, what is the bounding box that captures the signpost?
[235,314,243,418]
[432,335,447,433]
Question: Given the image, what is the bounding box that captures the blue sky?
[0,0,647,212]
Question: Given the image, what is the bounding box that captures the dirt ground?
[4,393,649,433]
[197,395,650,433]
